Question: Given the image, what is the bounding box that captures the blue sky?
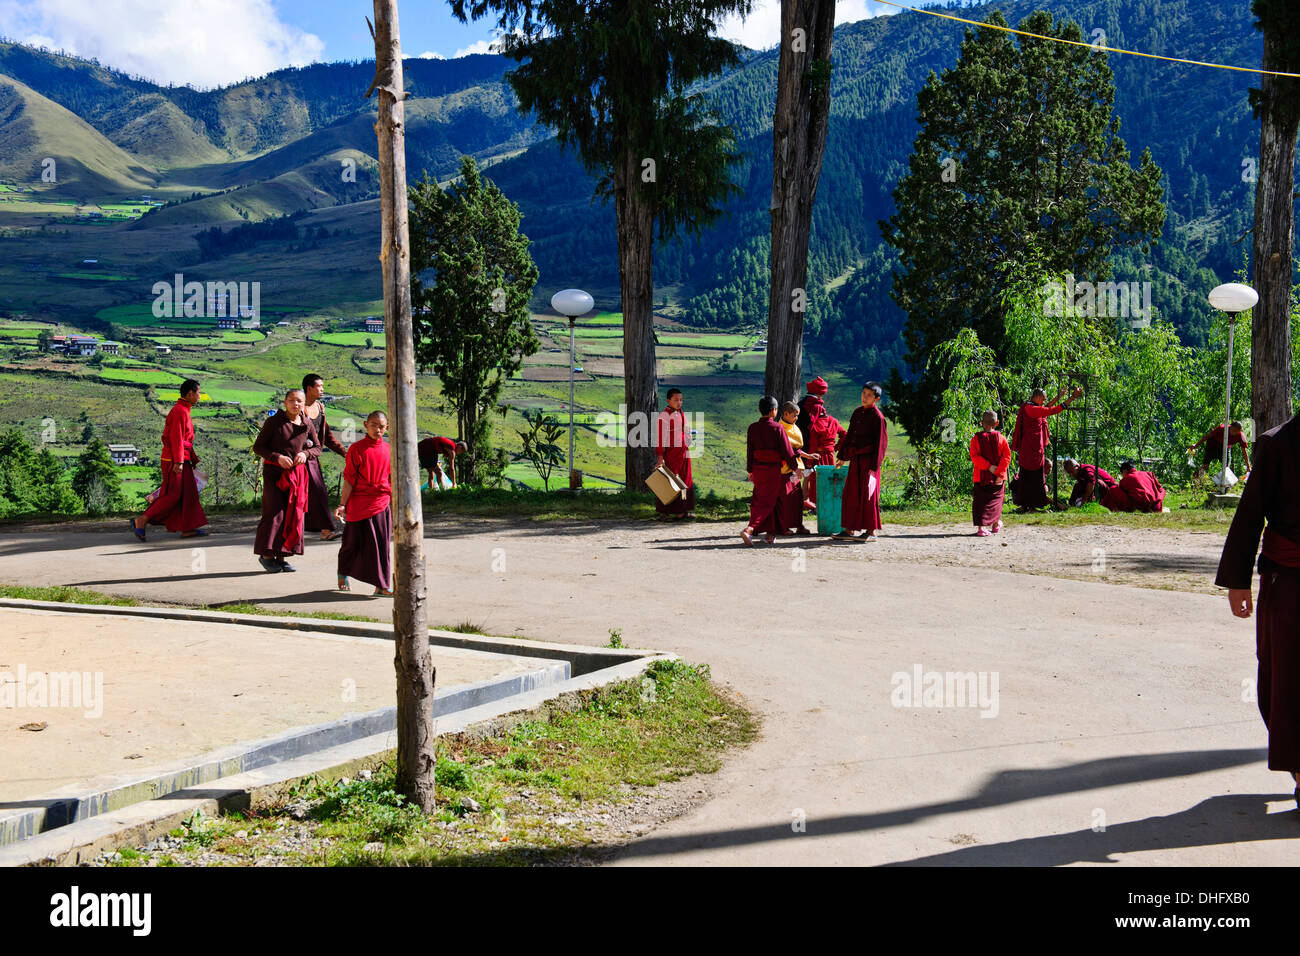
[0,0,897,89]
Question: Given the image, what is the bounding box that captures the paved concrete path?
[0,517,1293,865]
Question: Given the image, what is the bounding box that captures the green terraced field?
[54,272,134,281]
[315,332,386,347]
[658,333,754,349]
[97,367,185,386]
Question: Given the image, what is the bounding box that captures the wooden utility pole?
[368,0,436,811]
[766,0,836,405]
[1250,4,1299,435]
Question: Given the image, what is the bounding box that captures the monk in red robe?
[1101,461,1166,513]
[252,389,321,572]
[418,435,467,489]
[1062,458,1114,506]
[796,377,844,509]
[741,396,799,546]
[302,373,348,540]
[969,410,1011,536]
[1217,412,1300,804]
[335,411,393,595]
[832,382,888,541]
[1010,385,1083,510]
[1189,421,1252,478]
[654,388,695,519]
[132,378,207,540]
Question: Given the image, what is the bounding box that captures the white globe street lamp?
[1207,282,1259,487]
[550,289,594,487]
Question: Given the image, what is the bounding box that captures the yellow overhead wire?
[871,0,1300,78]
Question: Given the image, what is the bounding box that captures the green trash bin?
[814,465,847,536]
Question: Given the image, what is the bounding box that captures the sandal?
[337,575,350,592]
[740,529,754,547]
[320,530,342,541]
[373,586,394,597]
[129,519,146,542]
[181,529,208,538]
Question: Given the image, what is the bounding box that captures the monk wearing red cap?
[796,376,844,509]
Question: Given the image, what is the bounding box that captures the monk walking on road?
[832,382,888,541]
[252,389,321,573]
[335,411,393,596]
[1217,412,1300,807]
[654,388,695,520]
[132,378,207,541]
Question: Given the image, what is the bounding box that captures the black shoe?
[278,561,296,572]
[258,556,282,573]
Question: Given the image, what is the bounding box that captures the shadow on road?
[601,748,1275,864]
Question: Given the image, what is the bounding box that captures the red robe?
[970,429,1011,527]
[338,437,393,590]
[746,417,798,534]
[1102,470,1165,513]
[142,400,207,533]
[838,405,888,533]
[654,408,694,516]
[1216,413,1300,770]
[342,437,392,522]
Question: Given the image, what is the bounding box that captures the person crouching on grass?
[335,411,394,596]
[969,410,1011,536]
[252,388,320,573]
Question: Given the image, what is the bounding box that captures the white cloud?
[0,0,325,88]
[717,0,893,52]
[453,38,500,58]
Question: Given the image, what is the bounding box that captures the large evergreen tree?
[880,9,1165,441]
[410,156,540,486]
[71,438,122,514]
[1248,0,1300,434]
[449,0,751,486]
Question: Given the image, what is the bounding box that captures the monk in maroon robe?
[654,387,695,518]
[1216,412,1300,802]
[969,410,1011,535]
[832,382,888,540]
[1189,421,1252,478]
[253,389,321,572]
[742,396,799,546]
[418,435,467,489]
[1010,386,1083,509]
[133,379,207,540]
[1063,459,1114,506]
[302,373,348,540]
[1101,462,1166,513]
[336,411,393,595]
[797,377,844,509]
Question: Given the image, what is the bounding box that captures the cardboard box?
[645,465,686,505]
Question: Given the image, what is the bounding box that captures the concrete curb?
[0,598,648,676]
[1,654,674,867]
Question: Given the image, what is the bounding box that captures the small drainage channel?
[0,600,652,849]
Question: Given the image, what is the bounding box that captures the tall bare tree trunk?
[766,0,836,405]
[370,0,435,811]
[1251,28,1299,435]
[615,148,658,487]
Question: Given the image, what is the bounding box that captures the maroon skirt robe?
[972,482,1005,528]
[838,405,888,534]
[303,458,338,533]
[143,462,207,533]
[338,508,393,590]
[1012,467,1049,508]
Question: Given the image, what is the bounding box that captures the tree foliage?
[410,155,540,486]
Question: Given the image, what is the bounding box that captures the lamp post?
[550,289,594,488]
[1207,282,1259,487]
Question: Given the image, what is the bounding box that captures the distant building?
[65,335,98,356]
[363,317,384,334]
[239,306,260,329]
[216,317,240,330]
[107,444,140,466]
[155,345,171,355]
[276,320,291,327]
[47,335,67,352]
[99,341,123,355]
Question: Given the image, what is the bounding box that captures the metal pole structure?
[369,0,435,811]
[568,315,576,484]
[1222,312,1236,480]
